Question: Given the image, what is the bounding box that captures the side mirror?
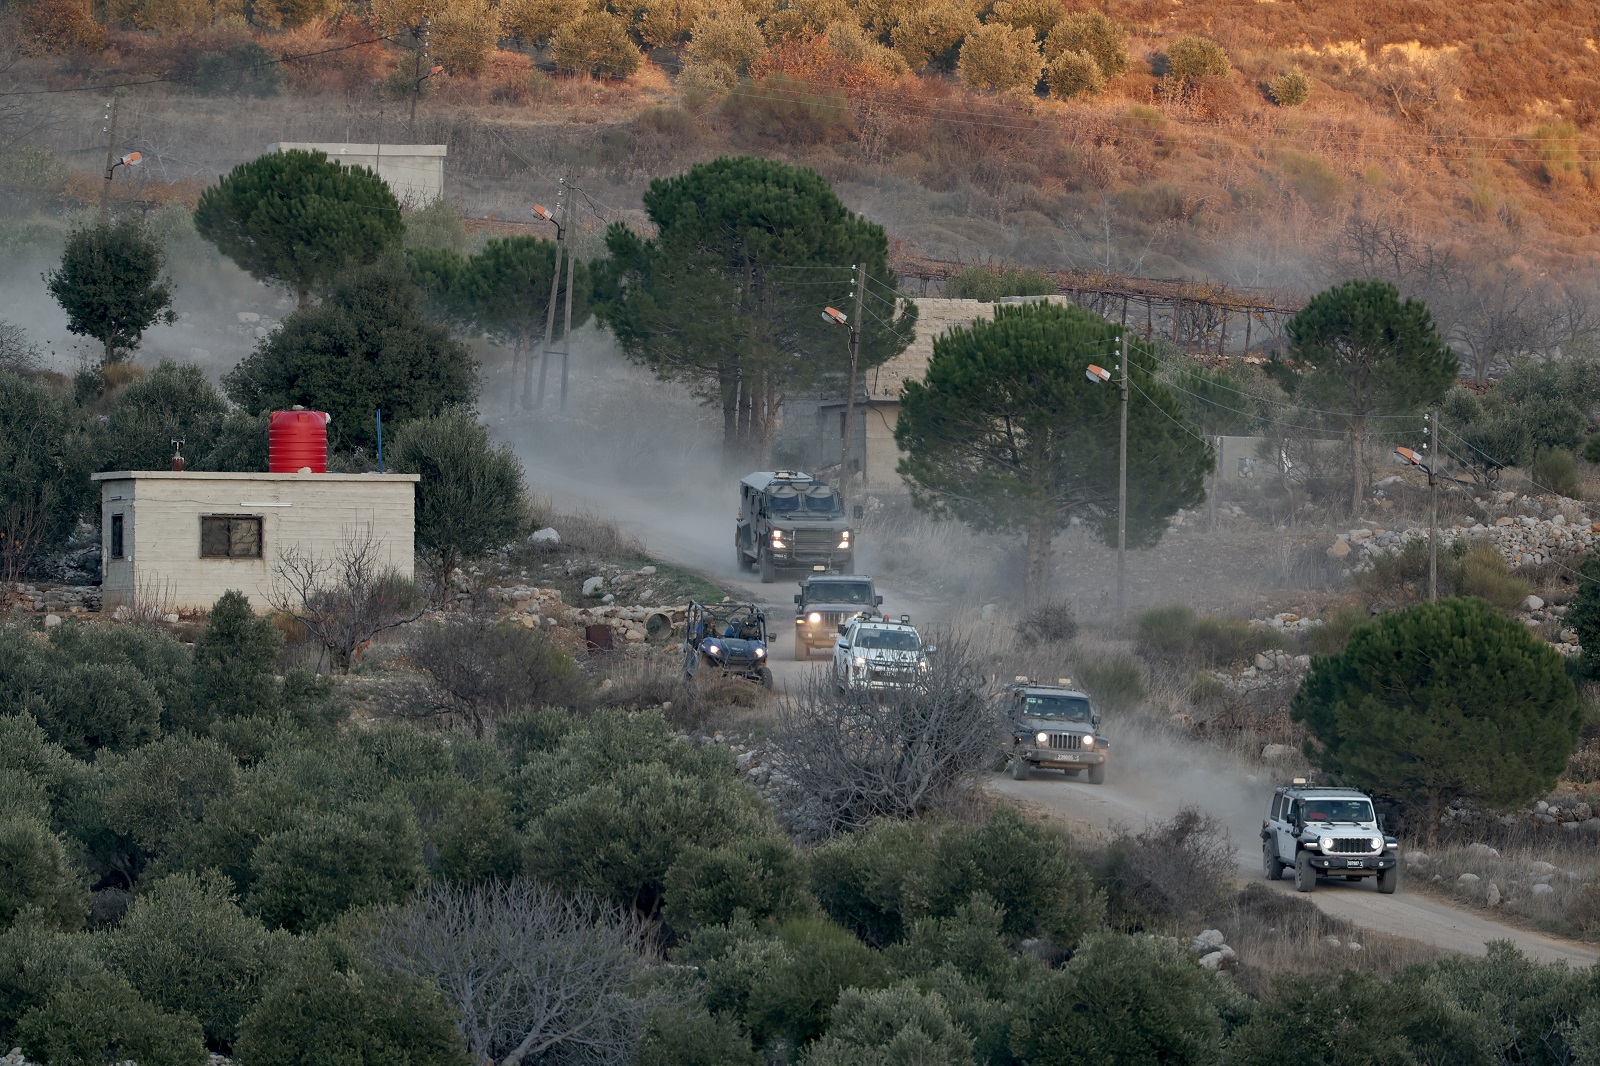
[853,504,864,519]
[794,594,802,603]
[875,595,884,605]
[837,624,847,635]
[1091,713,1102,727]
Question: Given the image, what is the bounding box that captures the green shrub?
[95,361,230,475]
[0,714,89,828]
[105,872,284,1050]
[805,984,973,1066]
[1165,34,1230,84]
[28,659,163,757]
[0,922,104,1049]
[944,265,1055,301]
[1280,151,1343,206]
[721,75,854,147]
[1532,446,1581,499]
[47,620,194,736]
[1074,655,1146,711]
[664,834,813,934]
[1045,49,1105,99]
[1303,606,1370,658]
[429,786,522,885]
[104,732,240,861]
[635,1004,760,1066]
[245,800,427,932]
[17,970,208,1066]
[956,22,1045,95]
[193,590,284,726]
[406,619,588,731]
[1010,931,1230,1065]
[1267,68,1312,106]
[1096,807,1235,930]
[0,814,89,932]
[1134,604,1196,658]
[1457,543,1533,611]
[234,941,466,1066]
[810,812,1103,949]
[550,11,641,78]
[1583,433,1600,465]
[1043,12,1129,76]
[689,917,891,1048]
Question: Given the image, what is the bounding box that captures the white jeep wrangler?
[1262,780,1400,894]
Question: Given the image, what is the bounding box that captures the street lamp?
[101,151,140,221]
[822,262,867,485]
[1085,334,1130,616]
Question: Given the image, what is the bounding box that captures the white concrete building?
[269,142,447,205]
[93,471,419,613]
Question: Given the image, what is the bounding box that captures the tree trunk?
[1024,511,1054,608]
[720,361,740,461]
[1427,787,1442,849]
[103,335,115,365]
[1349,415,1366,517]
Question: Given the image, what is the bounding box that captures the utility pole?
[99,95,121,222]
[409,19,432,139]
[530,183,565,410]
[1428,409,1439,602]
[558,230,576,409]
[1116,331,1129,618]
[838,261,867,483]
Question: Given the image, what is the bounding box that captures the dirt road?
[505,417,1598,968]
[988,757,1600,968]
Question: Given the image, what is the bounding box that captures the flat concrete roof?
[271,142,448,157]
[92,471,420,482]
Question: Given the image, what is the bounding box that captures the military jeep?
[998,678,1109,784]
[1262,780,1400,894]
[735,471,854,583]
[793,574,882,659]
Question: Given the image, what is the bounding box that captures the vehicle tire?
[735,544,747,571]
[1377,865,1400,895]
[1009,755,1031,781]
[1262,843,1283,881]
[758,667,774,690]
[1087,762,1106,785]
[759,550,775,584]
[794,635,809,660]
[683,649,698,680]
[1294,852,1317,893]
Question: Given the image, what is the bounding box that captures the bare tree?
[0,320,41,375]
[1446,264,1552,384]
[774,637,999,837]
[368,880,661,1066]
[270,524,425,674]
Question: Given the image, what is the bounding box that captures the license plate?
[1346,859,1364,868]
[1062,753,1079,761]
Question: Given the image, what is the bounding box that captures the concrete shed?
[269,142,447,205]
[93,471,419,613]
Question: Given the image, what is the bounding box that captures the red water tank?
[269,407,331,473]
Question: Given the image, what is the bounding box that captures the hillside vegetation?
[6,0,1600,313]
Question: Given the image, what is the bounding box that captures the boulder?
[528,527,560,545]
[1261,744,1296,760]
[582,576,605,597]
[1327,540,1351,560]
[1254,652,1276,671]
[1191,929,1226,953]
[1457,873,1480,886]
[1524,594,1546,611]
[43,614,61,627]
[1486,882,1501,907]
[1531,883,1555,896]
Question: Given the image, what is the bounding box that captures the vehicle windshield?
[802,488,842,513]
[1299,799,1375,824]
[809,582,875,605]
[766,490,802,513]
[855,629,920,651]
[1021,695,1093,722]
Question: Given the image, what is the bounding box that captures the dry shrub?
[1014,601,1079,645]
[1222,883,1444,989]
[19,0,106,56]
[1412,842,1600,939]
[270,17,391,93]
[1075,655,1145,712]
[594,652,761,731]
[1045,49,1104,100]
[1267,68,1312,107]
[550,11,641,79]
[1565,742,1600,787]
[1098,806,1235,930]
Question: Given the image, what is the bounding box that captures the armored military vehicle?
[793,573,883,659]
[998,678,1109,784]
[735,471,854,583]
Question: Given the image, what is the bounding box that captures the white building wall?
[269,142,447,206]
[94,472,419,613]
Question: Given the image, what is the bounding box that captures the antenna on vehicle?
[1292,777,1308,785]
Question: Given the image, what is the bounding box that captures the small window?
[200,516,262,559]
[1270,795,1283,820]
[110,514,124,560]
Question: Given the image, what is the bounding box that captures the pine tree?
[224,260,476,451]
[44,218,176,365]
[1287,279,1458,515]
[194,149,403,307]
[1291,597,1582,842]
[597,156,917,458]
[894,301,1210,602]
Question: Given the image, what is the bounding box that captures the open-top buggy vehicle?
[684,600,773,688]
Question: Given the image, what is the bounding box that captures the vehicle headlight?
[1036,732,1049,744]
[1081,735,1095,748]
[771,531,785,544]
[754,647,766,658]
[837,534,851,549]
[840,530,851,540]
[853,656,866,668]
[705,643,720,656]
[808,611,822,623]
[1371,837,1384,852]
[1319,836,1335,852]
